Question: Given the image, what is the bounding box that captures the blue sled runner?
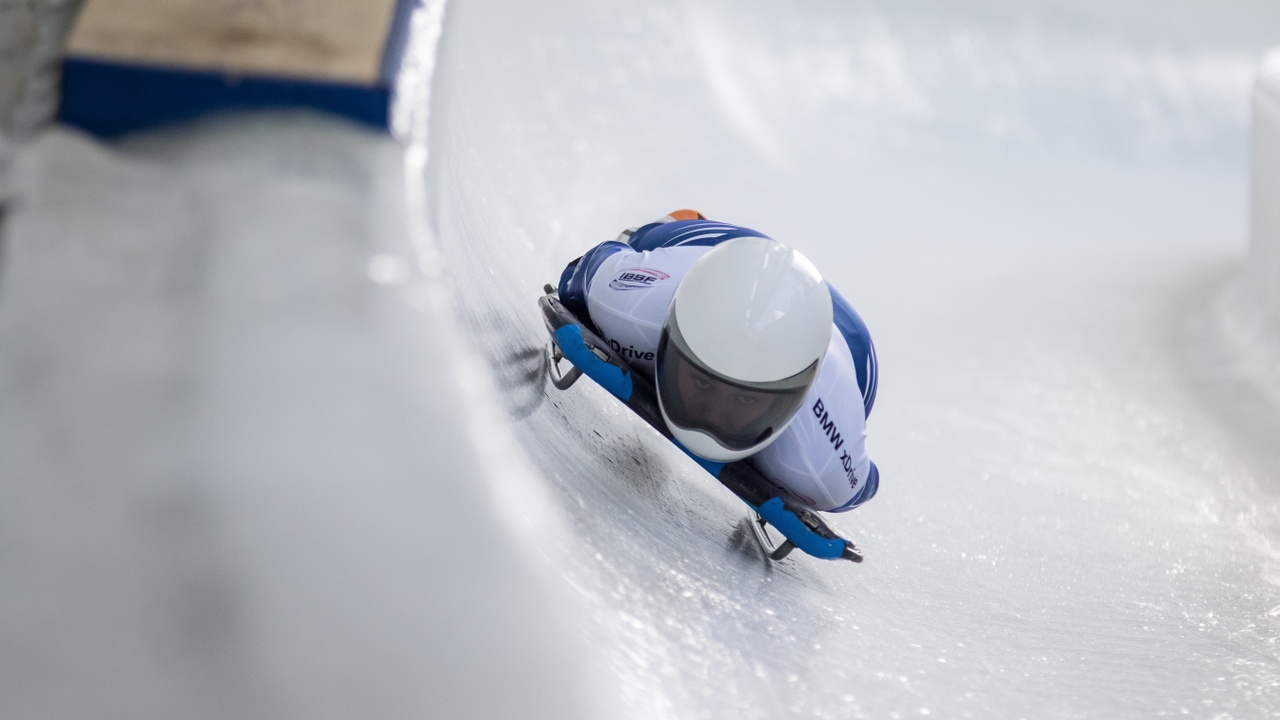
[539,288,863,563]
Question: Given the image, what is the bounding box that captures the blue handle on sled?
[553,325,634,402]
[757,498,846,560]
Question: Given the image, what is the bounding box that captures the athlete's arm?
[557,240,631,325]
[830,461,879,512]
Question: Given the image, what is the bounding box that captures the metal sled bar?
[545,342,583,389]
[770,539,796,561]
[749,512,797,561]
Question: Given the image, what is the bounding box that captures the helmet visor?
[657,318,818,453]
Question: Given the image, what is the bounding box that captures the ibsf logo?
[609,267,669,291]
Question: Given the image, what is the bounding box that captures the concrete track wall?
[0,1,40,130]
[0,0,82,137]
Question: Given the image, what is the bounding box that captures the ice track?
[430,1,1280,717]
[4,0,1280,718]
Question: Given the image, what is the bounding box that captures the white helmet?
[656,236,833,462]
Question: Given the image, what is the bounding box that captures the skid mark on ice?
[489,342,549,420]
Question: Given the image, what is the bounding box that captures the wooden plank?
[65,0,402,84]
[58,0,417,136]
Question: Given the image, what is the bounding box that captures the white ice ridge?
[1219,46,1280,413]
[1252,48,1280,329]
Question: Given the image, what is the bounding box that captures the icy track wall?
[0,2,609,719]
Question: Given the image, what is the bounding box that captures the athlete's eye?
[737,394,757,406]
[692,376,712,390]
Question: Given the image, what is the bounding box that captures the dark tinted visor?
[656,319,818,452]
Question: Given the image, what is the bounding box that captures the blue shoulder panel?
[828,284,878,418]
[560,219,772,321]
[628,219,772,251]
[557,241,630,323]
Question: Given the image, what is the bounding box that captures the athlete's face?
[674,359,777,434]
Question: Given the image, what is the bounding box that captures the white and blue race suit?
[557,211,880,513]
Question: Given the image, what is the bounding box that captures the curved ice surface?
[429,0,1280,717]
